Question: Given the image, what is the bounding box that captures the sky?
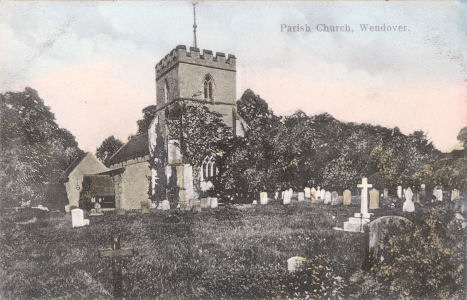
[0,1,466,152]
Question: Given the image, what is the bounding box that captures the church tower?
[149,4,244,209]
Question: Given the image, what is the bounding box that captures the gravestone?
[283,191,291,205]
[343,189,351,206]
[252,200,258,205]
[287,256,306,273]
[343,178,373,232]
[304,187,311,199]
[200,198,208,209]
[420,184,427,202]
[298,192,305,202]
[160,200,170,210]
[64,204,72,214]
[369,188,380,209]
[260,192,268,205]
[71,208,89,228]
[320,189,326,201]
[310,187,317,203]
[368,216,413,263]
[140,199,151,214]
[275,191,279,200]
[451,189,460,201]
[413,191,420,203]
[316,187,321,199]
[331,191,339,205]
[98,234,134,299]
[383,188,388,199]
[403,187,415,212]
[324,191,332,204]
[433,188,443,201]
[210,197,218,208]
[397,186,402,198]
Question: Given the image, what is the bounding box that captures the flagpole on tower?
[192,2,198,48]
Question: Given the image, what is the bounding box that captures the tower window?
[201,155,216,181]
[203,74,213,100]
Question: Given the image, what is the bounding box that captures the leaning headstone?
[210,198,218,208]
[368,216,413,262]
[343,189,351,206]
[403,187,415,212]
[283,191,291,205]
[369,188,380,209]
[324,191,332,204]
[397,186,402,198]
[304,187,311,199]
[331,191,339,205]
[71,208,89,228]
[298,192,305,202]
[451,189,460,201]
[260,192,268,205]
[287,256,306,273]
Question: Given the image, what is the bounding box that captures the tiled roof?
[108,133,149,165]
[62,152,88,179]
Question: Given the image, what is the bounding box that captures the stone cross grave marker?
[99,234,134,299]
[369,188,380,209]
[357,177,372,218]
[343,189,351,206]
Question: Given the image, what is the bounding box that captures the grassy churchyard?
[0,200,367,299]
[1,195,465,299]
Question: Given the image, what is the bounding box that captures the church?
[64,15,247,210]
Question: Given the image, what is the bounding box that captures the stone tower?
[150,45,242,209]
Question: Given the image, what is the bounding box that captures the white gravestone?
[260,192,268,205]
[316,187,321,199]
[343,178,373,232]
[433,188,443,201]
[343,189,351,206]
[160,200,170,210]
[324,191,332,204]
[252,200,258,205]
[403,187,415,212]
[210,197,218,208]
[320,189,326,201]
[298,192,305,202]
[287,256,306,273]
[71,208,89,228]
[357,178,372,218]
[283,191,292,205]
[397,186,402,198]
[331,191,339,205]
[304,188,311,199]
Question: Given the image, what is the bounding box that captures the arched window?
[203,74,213,100]
[164,79,169,102]
[200,155,216,181]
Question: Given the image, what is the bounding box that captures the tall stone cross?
[357,177,372,218]
[99,234,134,299]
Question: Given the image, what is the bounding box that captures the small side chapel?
[65,5,247,210]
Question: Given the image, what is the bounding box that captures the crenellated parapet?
[156,45,236,76]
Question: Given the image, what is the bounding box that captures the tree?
[96,135,123,166]
[0,88,82,207]
[136,105,157,135]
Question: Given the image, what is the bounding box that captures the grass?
[0,200,387,299]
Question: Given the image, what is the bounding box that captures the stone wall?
[65,153,108,207]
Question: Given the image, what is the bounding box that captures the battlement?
[156,45,236,76]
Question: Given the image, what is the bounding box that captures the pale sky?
[1,1,466,152]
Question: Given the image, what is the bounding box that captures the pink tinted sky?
[1,1,466,152]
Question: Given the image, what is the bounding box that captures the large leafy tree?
[0,88,82,207]
[96,135,123,166]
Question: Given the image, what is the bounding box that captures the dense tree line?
[0,88,82,208]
